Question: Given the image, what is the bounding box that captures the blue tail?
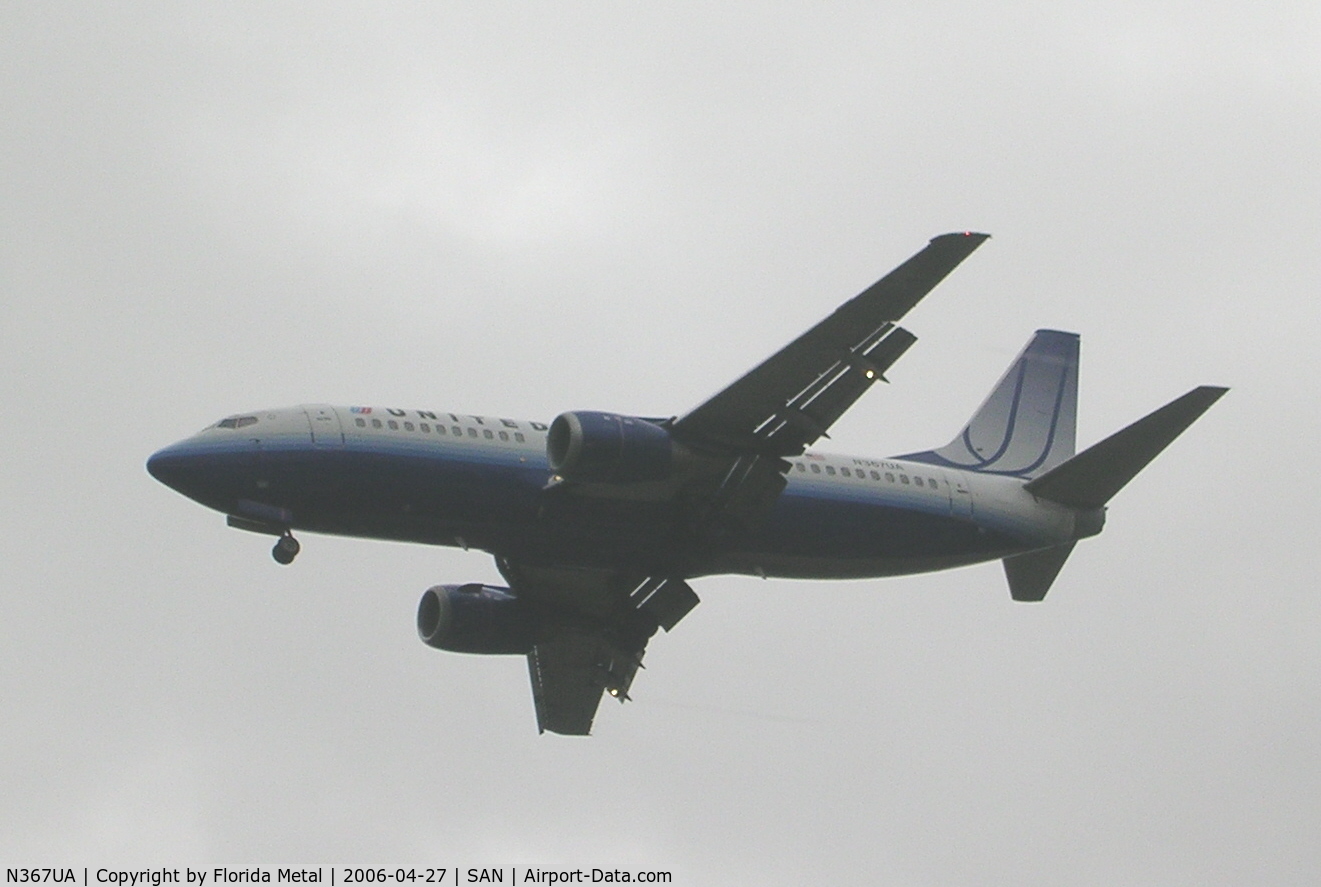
[901,330,1079,480]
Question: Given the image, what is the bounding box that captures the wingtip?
[1188,385,1230,407]
[932,231,991,243]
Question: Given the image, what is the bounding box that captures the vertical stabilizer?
[902,330,1079,479]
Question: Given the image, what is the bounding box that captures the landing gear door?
[943,469,974,519]
[305,405,344,448]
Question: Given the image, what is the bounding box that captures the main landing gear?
[272,532,301,565]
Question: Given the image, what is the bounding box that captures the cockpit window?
[216,415,258,429]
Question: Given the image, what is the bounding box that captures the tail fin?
[902,330,1079,479]
[1024,386,1228,509]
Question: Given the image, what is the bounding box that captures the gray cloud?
[3,3,1318,883]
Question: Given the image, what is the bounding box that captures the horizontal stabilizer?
[1024,386,1227,509]
[1004,542,1076,602]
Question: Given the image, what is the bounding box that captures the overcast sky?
[3,3,1319,883]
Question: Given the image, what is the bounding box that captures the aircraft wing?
[527,629,644,735]
[672,232,989,456]
[499,560,700,735]
[513,234,990,731]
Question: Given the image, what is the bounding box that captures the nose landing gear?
[272,532,301,565]
[225,515,300,565]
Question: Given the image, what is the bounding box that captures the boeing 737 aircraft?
[147,233,1226,734]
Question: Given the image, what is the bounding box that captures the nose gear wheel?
[272,533,300,565]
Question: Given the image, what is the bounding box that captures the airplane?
[147,232,1227,735]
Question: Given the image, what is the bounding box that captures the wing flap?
[779,325,918,443]
[501,561,697,735]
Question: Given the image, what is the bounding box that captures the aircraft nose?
[146,441,200,492]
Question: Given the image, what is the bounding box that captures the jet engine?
[416,584,534,655]
[547,411,675,483]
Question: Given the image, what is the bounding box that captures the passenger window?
[841,467,851,477]
[404,421,415,432]
[870,470,880,481]
[885,472,894,482]
[498,431,509,441]
[514,432,526,443]
[825,466,836,476]
[467,427,478,438]
[436,425,446,435]
[914,476,923,487]
[810,463,821,474]
[371,419,382,429]
[795,463,805,472]
[900,474,909,484]
[483,429,493,439]
[388,420,399,430]
[354,417,366,428]
[452,426,462,436]
[420,423,430,433]
[929,477,938,488]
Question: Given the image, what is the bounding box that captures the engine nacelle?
[416,584,534,655]
[547,411,674,483]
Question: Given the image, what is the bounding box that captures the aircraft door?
[304,405,344,447]
[943,469,974,519]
